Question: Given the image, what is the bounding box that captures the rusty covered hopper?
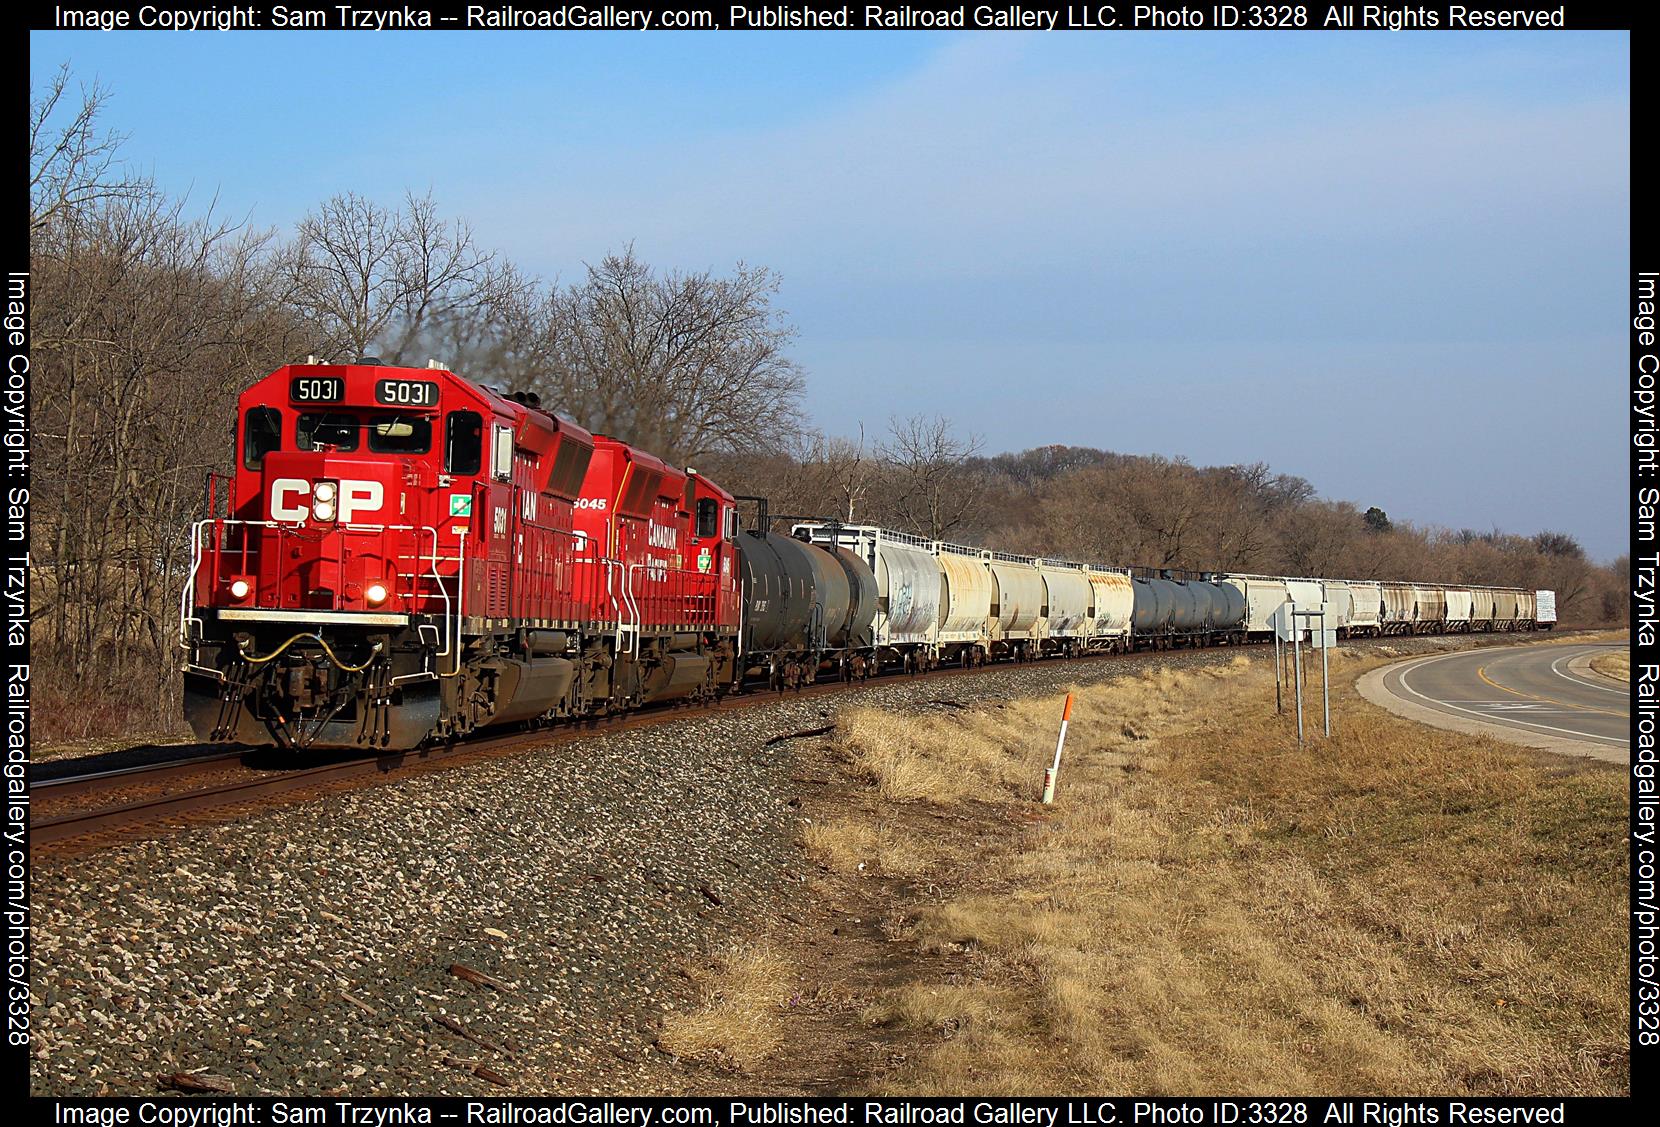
[1087,570,1134,638]
[1040,564,1094,638]
[937,546,993,643]
[990,557,1045,638]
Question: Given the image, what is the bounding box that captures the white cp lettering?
[338,480,383,521]
[268,478,385,522]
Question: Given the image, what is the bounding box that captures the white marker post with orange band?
[1040,692,1075,805]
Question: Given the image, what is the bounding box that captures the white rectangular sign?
[1271,603,1299,642]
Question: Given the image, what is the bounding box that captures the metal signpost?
[1293,611,1303,744]
[1273,620,1281,713]
[1271,602,1297,716]
[1292,605,1332,740]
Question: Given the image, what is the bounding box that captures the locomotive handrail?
[179,518,211,648]
[179,517,459,677]
[606,558,639,656]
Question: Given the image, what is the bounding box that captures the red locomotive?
[181,360,747,748]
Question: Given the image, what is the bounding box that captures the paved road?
[1357,643,1629,764]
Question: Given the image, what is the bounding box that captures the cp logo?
[270,478,385,522]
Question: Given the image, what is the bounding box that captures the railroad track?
[30,648,1160,854]
[30,630,1580,855]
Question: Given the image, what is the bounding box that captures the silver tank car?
[1200,578,1246,632]
[1132,577,1174,633]
[1165,580,1204,632]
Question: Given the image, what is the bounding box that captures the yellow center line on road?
[1476,664,1629,719]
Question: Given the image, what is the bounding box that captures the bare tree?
[525,247,806,463]
[1278,501,1363,577]
[30,63,150,234]
[803,426,872,523]
[285,190,519,363]
[32,187,304,728]
[878,414,984,541]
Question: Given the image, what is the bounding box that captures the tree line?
[27,67,1623,744]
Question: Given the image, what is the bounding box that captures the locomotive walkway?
[1357,642,1629,764]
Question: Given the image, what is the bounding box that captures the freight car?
[180,360,1557,750]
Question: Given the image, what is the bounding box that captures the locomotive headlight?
[365,583,388,606]
[312,498,336,521]
[229,579,251,599]
[313,481,337,502]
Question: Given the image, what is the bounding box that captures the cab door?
[476,421,515,618]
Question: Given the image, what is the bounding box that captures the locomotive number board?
[290,376,345,402]
[375,378,440,407]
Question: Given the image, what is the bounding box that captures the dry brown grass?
[813,650,1626,1096]
[1547,628,1628,645]
[802,816,931,877]
[1590,651,1630,681]
[657,944,794,1072]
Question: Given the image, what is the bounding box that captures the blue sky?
[30,30,1630,559]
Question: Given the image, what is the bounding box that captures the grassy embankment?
[1590,651,1630,682]
[661,642,1628,1095]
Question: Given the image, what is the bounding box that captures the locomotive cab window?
[696,498,720,539]
[445,411,483,475]
[243,406,281,470]
[297,412,360,452]
[368,413,432,454]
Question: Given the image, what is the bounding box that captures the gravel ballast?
[27,637,1535,1095]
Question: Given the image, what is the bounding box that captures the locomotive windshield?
[297,412,359,451]
[367,414,431,454]
[294,411,433,454]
